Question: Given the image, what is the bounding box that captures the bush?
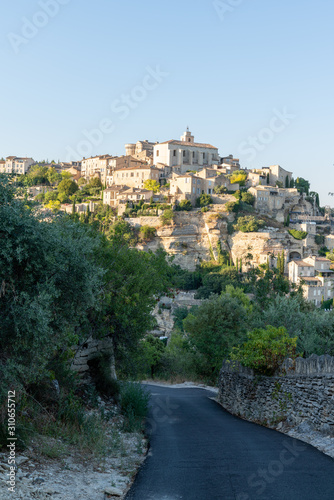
[139,225,156,241]
[234,215,265,232]
[44,190,58,203]
[315,234,325,245]
[183,294,247,379]
[57,192,69,204]
[35,193,45,202]
[160,208,174,226]
[230,326,298,376]
[225,201,240,213]
[176,200,192,211]
[288,229,308,240]
[229,170,247,186]
[241,192,255,206]
[120,382,150,432]
[214,185,227,195]
[196,194,212,207]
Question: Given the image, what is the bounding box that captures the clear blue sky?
[1,0,333,205]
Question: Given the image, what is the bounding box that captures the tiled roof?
[292,260,314,267]
[157,140,217,149]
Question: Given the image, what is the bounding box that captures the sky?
[1,0,333,205]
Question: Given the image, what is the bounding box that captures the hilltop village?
[2,129,334,307]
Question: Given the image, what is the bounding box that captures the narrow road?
[126,384,334,500]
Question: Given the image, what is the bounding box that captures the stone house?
[116,187,153,204]
[81,155,111,184]
[248,185,300,222]
[103,186,128,207]
[247,165,292,188]
[153,129,220,174]
[125,140,155,163]
[169,168,239,206]
[112,165,160,189]
[1,156,35,175]
[288,256,334,306]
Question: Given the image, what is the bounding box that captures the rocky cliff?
[132,205,318,272]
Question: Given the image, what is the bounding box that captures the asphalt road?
[125,384,334,500]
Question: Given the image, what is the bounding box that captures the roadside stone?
[105,486,123,497]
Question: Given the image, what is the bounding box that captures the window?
[193,187,195,193]
[193,151,195,158]
[183,151,186,157]
[173,150,176,157]
[131,173,134,177]
[156,150,159,157]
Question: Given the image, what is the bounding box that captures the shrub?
[241,192,255,206]
[44,190,58,203]
[34,193,45,202]
[160,208,174,226]
[229,170,247,186]
[225,201,240,213]
[139,225,156,241]
[176,200,192,211]
[214,185,227,195]
[288,229,308,240]
[230,325,298,376]
[120,382,150,432]
[234,215,265,232]
[57,192,69,204]
[315,234,325,245]
[196,194,212,208]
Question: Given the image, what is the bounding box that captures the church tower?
[180,127,194,143]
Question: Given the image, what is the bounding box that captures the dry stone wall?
[218,355,334,435]
[71,336,116,378]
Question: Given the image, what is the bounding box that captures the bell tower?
[181,127,194,143]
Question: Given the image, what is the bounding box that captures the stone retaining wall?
[71,336,116,378]
[218,355,334,435]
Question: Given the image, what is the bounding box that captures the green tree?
[230,326,298,376]
[0,193,104,397]
[295,177,310,195]
[183,294,247,378]
[46,167,61,185]
[44,190,58,203]
[58,179,79,197]
[241,192,255,206]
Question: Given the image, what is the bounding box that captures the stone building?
[169,168,238,205]
[112,165,160,189]
[0,156,35,175]
[248,185,300,222]
[153,129,220,174]
[247,165,292,188]
[125,140,155,163]
[81,155,111,183]
[288,256,334,306]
